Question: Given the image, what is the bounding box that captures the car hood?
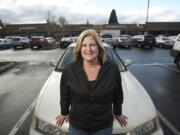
[35,70,157,134]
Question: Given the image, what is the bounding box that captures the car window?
[177,36,180,41]
[101,34,113,38]
[13,38,20,41]
[56,46,126,72]
[22,37,28,40]
[162,37,169,41]
[32,38,39,40]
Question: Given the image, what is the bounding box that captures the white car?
[155,37,173,48]
[45,37,56,45]
[0,37,14,48]
[29,43,164,135]
[170,34,180,70]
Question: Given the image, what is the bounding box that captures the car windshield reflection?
[55,46,127,72]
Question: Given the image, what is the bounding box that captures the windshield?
[56,46,126,72]
[13,38,20,41]
[162,37,169,41]
[101,35,113,38]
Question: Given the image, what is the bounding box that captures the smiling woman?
[55,29,127,135]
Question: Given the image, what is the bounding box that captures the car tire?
[176,56,180,70]
[137,43,141,48]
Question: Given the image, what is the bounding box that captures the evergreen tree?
[108,9,118,24]
[0,19,4,29]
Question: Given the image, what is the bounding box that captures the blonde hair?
[73,29,106,64]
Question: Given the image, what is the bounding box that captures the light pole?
[60,23,63,39]
[145,0,150,35]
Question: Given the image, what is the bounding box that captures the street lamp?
[145,0,150,35]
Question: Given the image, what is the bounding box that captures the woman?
[56,29,127,135]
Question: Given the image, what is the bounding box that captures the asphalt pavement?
[0,47,179,135]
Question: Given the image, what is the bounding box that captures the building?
[146,22,180,35]
[1,22,180,38]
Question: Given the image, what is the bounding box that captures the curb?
[0,62,17,74]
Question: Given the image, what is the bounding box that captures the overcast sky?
[0,0,180,24]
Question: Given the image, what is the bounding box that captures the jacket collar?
[76,59,110,89]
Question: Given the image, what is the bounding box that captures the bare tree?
[46,10,57,24]
[51,14,56,24]
[86,19,90,25]
[58,16,68,26]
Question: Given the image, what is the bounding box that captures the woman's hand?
[55,114,69,127]
[114,114,128,127]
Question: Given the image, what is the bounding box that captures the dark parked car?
[60,37,74,48]
[143,35,156,48]
[134,35,156,49]
[30,36,48,49]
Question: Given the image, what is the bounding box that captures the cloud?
[148,6,180,22]
[0,0,180,24]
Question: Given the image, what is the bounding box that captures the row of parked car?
[0,36,56,49]
[101,34,176,49]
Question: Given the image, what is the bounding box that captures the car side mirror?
[50,60,56,67]
[124,59,133,67]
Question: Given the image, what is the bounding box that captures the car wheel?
[176,56,180,70]
[137,43,141,48]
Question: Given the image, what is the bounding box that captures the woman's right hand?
[55,114,69,127]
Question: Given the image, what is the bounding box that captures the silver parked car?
[0,36,15,48]
[116,36,133,48]
[45,37,56,45]
[29,43,164,135]
[12,36,30,49]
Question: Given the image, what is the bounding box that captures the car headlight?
[131,117,159,135]
[33,116,68,135]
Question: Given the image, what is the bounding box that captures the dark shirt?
[60,60,123,132]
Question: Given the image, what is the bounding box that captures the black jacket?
[60,60,123,132]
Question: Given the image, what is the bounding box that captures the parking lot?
[0,46,180,135]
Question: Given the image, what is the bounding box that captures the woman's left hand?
[115,114,128,127]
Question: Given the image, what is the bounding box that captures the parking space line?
[132,63,158,66]
[157,111,180,135]
[8,99,36,135]
[155,62,180,73]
